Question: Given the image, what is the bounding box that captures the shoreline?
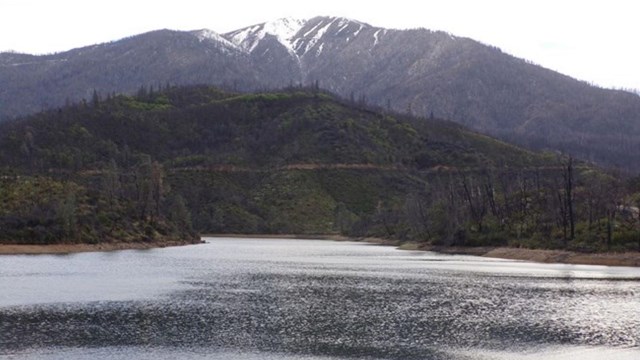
[2,234,639,267]
[403,243,640,267]
[0,239,203,255]
[206,234,640,267]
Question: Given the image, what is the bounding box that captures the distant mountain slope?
[228,17,640,170]
[1,16,640,170]
[0,30,260,119]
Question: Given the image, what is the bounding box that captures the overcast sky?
[1,0,638,90]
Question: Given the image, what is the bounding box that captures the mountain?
[1,85,637,252]
[1,17,640,171]
[0,29,261,119]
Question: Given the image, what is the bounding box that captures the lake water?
[1,237,639,360]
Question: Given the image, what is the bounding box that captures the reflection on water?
[1,238,639,359]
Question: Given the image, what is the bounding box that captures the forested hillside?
[0,86,638,251]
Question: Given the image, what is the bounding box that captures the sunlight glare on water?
[1,237,638,360]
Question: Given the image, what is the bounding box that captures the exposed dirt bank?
[0,239,203,255]
[398,243,640,267]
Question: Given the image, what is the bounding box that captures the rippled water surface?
[1,238,639,359]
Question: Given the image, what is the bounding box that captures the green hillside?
[0,86,638,251]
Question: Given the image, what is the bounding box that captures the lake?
[1,237,639,359]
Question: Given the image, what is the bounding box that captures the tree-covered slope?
[0,86,546,171]
[0,86,637,251]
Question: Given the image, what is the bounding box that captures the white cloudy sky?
[1,0,638,90]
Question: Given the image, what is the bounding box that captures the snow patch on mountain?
[227,25,260,52]
[300,18,336,55]
[192,29,239,52]
[223,16,374,58]
[226,18,307,54]
[373,29,382,47]
[336,21,350,35]
[353,24,364,37]
[264,18,306,51]
[302,21,324,38]
[372,29,388,48]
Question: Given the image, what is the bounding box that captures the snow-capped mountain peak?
[223,16,376,57]
[263,18,307,45]
[289,16,373,56]
[225,17,307,54]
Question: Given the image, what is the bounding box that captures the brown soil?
[411,244,640,267]
[0,240,203,255]
[482,247,640,267]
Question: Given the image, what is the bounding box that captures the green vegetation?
[0,85,638,252]
[0,171,197,245]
